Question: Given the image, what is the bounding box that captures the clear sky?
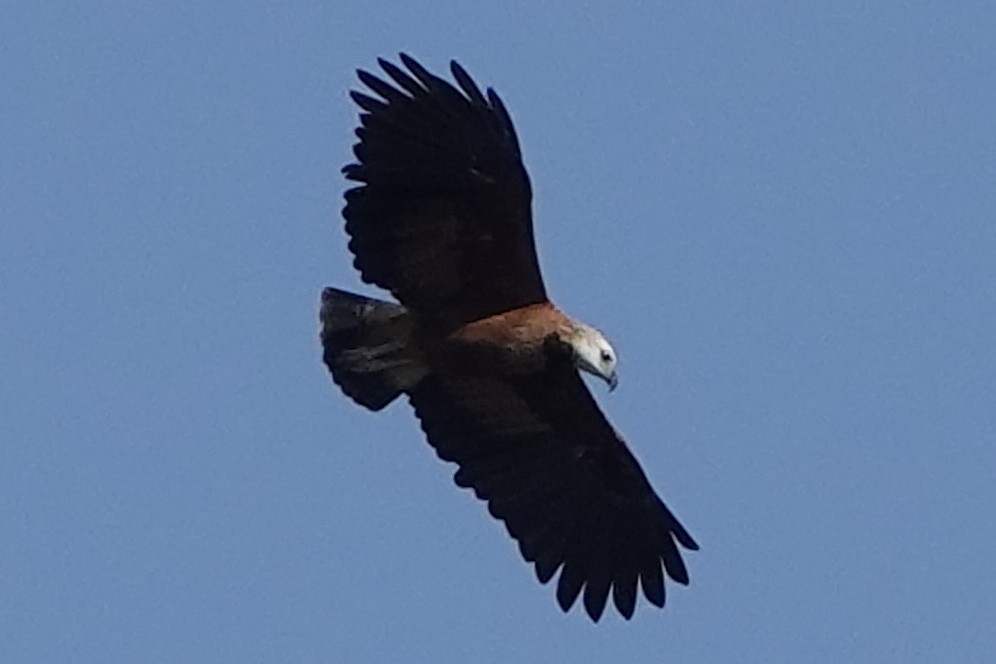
[3,1,995,662]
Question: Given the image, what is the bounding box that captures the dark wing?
[343,54,547,332]
[408,372,698,622]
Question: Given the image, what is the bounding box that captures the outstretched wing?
[408,371,698,622]
[343,54,547,331]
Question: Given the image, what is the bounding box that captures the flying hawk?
[320,54,697,622]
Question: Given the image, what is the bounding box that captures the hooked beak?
[607,371,618,392]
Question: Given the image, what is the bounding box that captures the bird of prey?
[320,54,697,622]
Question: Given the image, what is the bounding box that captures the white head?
[569,324,619,391]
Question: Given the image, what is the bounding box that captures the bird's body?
[321,54,697,621]
[446,302,575,373]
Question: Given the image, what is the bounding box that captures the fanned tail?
[320,287,427,411]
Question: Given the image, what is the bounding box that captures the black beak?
[607,371,618,392]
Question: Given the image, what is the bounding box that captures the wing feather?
[451,60,489,107]
[408,372,697,621]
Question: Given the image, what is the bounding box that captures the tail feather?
[320,287,426,411]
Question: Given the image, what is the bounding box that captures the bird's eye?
[600,351,612,364]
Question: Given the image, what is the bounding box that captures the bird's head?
[569,324,619,391]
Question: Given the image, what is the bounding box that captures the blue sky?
[3,1,995,662]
